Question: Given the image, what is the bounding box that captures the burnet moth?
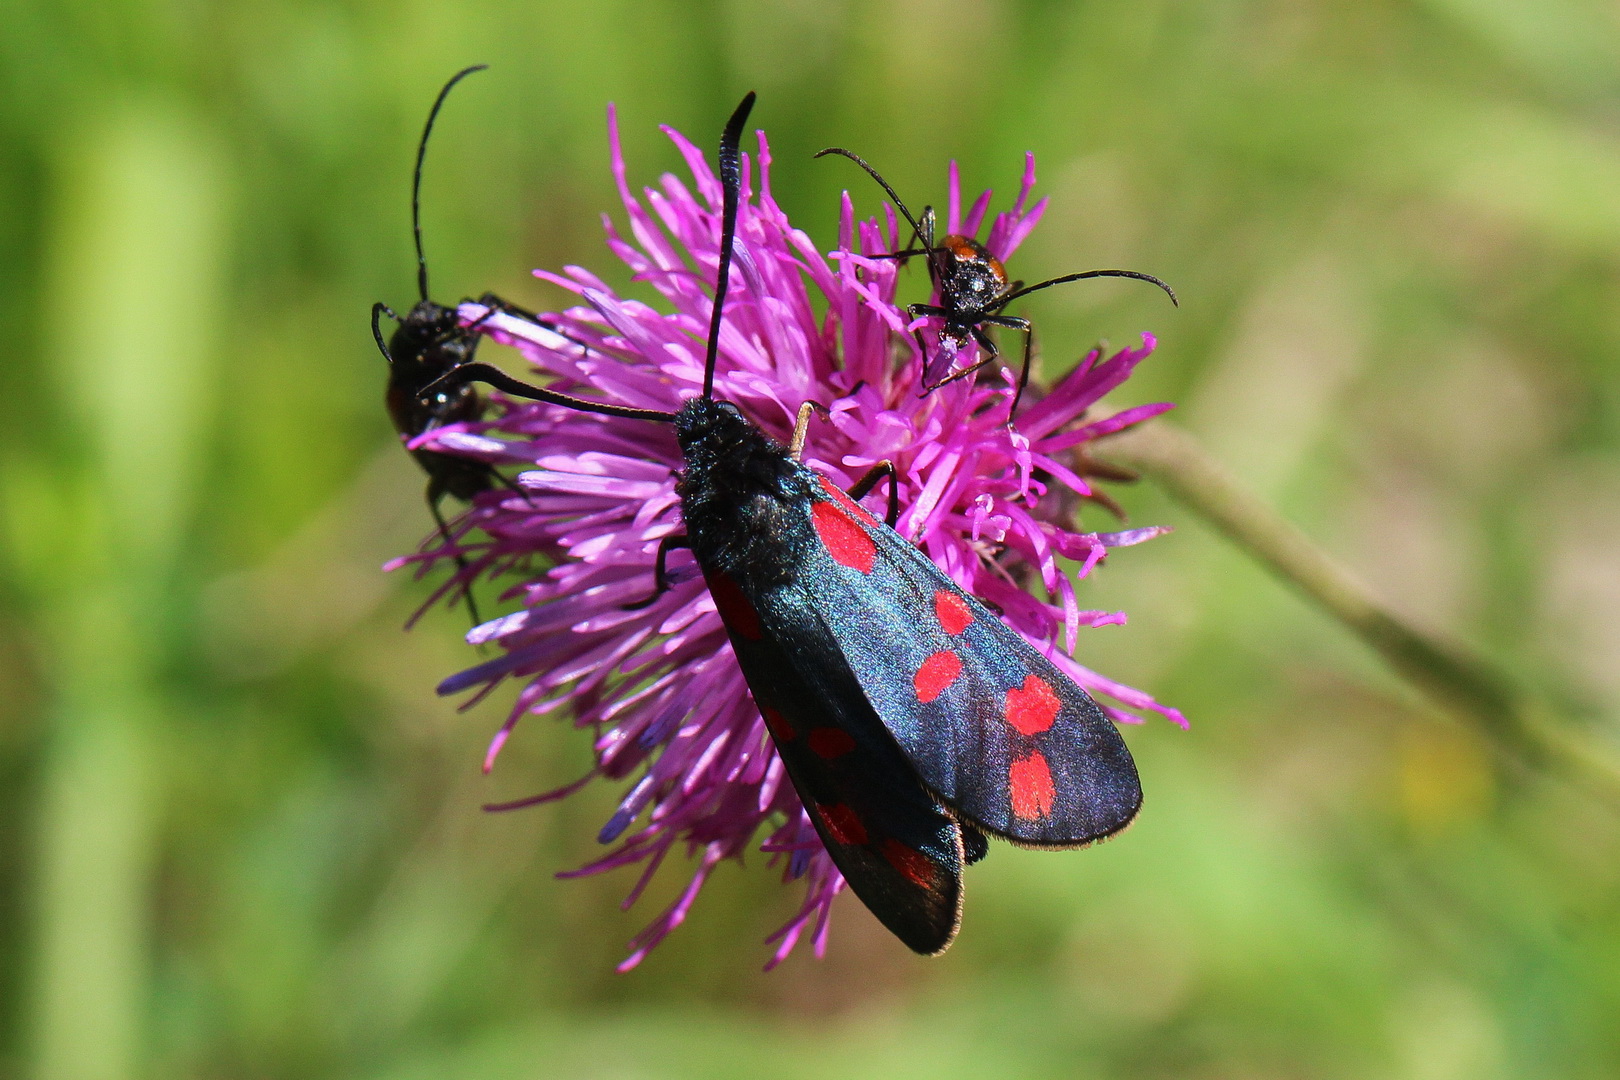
[434,93,1143,954]
[372,64,582,623]
[816,147,1177,416]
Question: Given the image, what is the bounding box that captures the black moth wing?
[701,562,966,956]
[796,475,1142,847]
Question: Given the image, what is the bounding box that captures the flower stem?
[1102,417,1620,803]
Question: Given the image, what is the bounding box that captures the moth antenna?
[412,64,488,302]
[702,90,756,401]
[814,147,931,249]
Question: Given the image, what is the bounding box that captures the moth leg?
[623,534,692,610]
[847,461,900,528]
[426,474,482,627]
[788,400,832,462]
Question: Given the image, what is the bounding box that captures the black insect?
[372,64,573,624]
[433,94,1141,955]
[816,147,1177,414]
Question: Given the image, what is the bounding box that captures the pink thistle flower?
[395,107,1183,970]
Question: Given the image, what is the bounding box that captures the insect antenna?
[413,64,488,302]
[419,90,759,423]
[702,90,756,401]
[998,269,1179,309]
[815,147,932,252]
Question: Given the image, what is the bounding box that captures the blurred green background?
[4,0,1620,1077]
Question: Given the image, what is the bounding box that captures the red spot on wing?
[818,475,879,525]
[808,727,856,759]
[760,705,795,743]
[812,500,876,573]
[819,803,868,846]
[1005,674,1060,736]
[913,650,962,704]
[705,570,763,640]
[1009,752,1057,821]
[882,839,938,888]
[934,590,974,635]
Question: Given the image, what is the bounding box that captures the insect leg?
[1012,320,1034,418]
[846,461,900,527]
[906,304,950,376]
[470,291,596,355]
[976,314,1034,417]
[881,206,934,258]
[926,325,1003,391]
[623,535,692,610]
[787,400,832,461]
[372,302,399,362]
[426,474,482,627]
[473,291,539,322]
[869,209,932,258]
[485,467,546,510]
[910,325,931,371]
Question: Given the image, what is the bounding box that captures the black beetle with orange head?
[372,65,587,624]
[816,147,1177,416]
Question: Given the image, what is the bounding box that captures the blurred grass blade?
[28,99,224,1080]
[1105,416,1620,805]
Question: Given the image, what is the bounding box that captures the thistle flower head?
[395,106,1183,970]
